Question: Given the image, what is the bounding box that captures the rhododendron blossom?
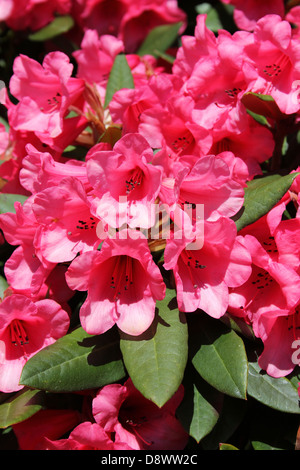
[0,293,70,393]
[91,378,188,450]
[164,217,252,316]
[66,230,166,335]
[8,51,85,138]
[86,133,163,229]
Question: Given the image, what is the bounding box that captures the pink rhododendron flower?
[66,230,166,336]
[221,0,285,31]
[72,0,187,53]
[32,176,102,263]
[0,196,56,295]
[73,30,124,101]
[0,0,71,31]
[250,303,300,378]
[163,217,252,317]
[13,409,81,450]
[86,133,163,229]
[45,421,133,450]
[8,51,85,138]
[0,293,70,392]
[243,15,300,115]
[92,378,188,450]
[19,144,89,195]
[228,234,300,320]
[160,154,245,222]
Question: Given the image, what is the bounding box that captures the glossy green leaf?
[104,54,134,108]
[119,288,188,408]
[234,172,300,232]
[20,326,126,392]
[247,362,300,414]
[0,388,44,428]
[201,395,247,450]
[251,441,283,450]
[195,3,223,32]
[0,194,28,214]
[177,366,221,443]
[28,16,74,41]
[189,314,248,399]
[137,22,183,58]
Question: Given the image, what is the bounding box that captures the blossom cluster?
[0,0,300,451]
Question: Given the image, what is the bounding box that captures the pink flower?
[66,230,166,336]
[163,217,252,317]
[161,154,245,222]
[139,92,212,162]
[243,14,300,114]
[13,409,81,450]
[73,30,124,101]
[92,378,188,450]
[72,0,187,53]
[86,133,163,229]
[228,234,300,320]
[45,421,132,450]
[0,293,70,393]
[221,0,285,31]
[32,177,102,264]
[250,304,300,378]
[20,144,89,195]
[209,114,275,180]
[0,0,71,31]
[8,51,85,138]
[0,196,56,295]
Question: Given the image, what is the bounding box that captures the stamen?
[110,255,134,301]
[9,319,29,357]
[125,168,144,194]
[181,249,206,289]
[171,130,194,156]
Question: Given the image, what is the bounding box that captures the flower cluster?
[0,0,300,451]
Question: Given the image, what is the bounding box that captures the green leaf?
[234,172,300,232]
[177,365,221,443]
[0,194,28,214]
[104,54,134,108]
[247,361,300,414]
[137,22,183,58]
[0,388,44,428]
[241,92,286,120]
[201,395,247,450]
[189,313,248,399]
[119,288,188,408]
[195,3,223,32]
[219,443,239,450]
[0,275,8,298]
[20,326,126,392]
[28,16,74,41]
[251,441,283,450]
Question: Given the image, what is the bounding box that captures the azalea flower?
[0,293,70,393]
[66,230,166,336]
